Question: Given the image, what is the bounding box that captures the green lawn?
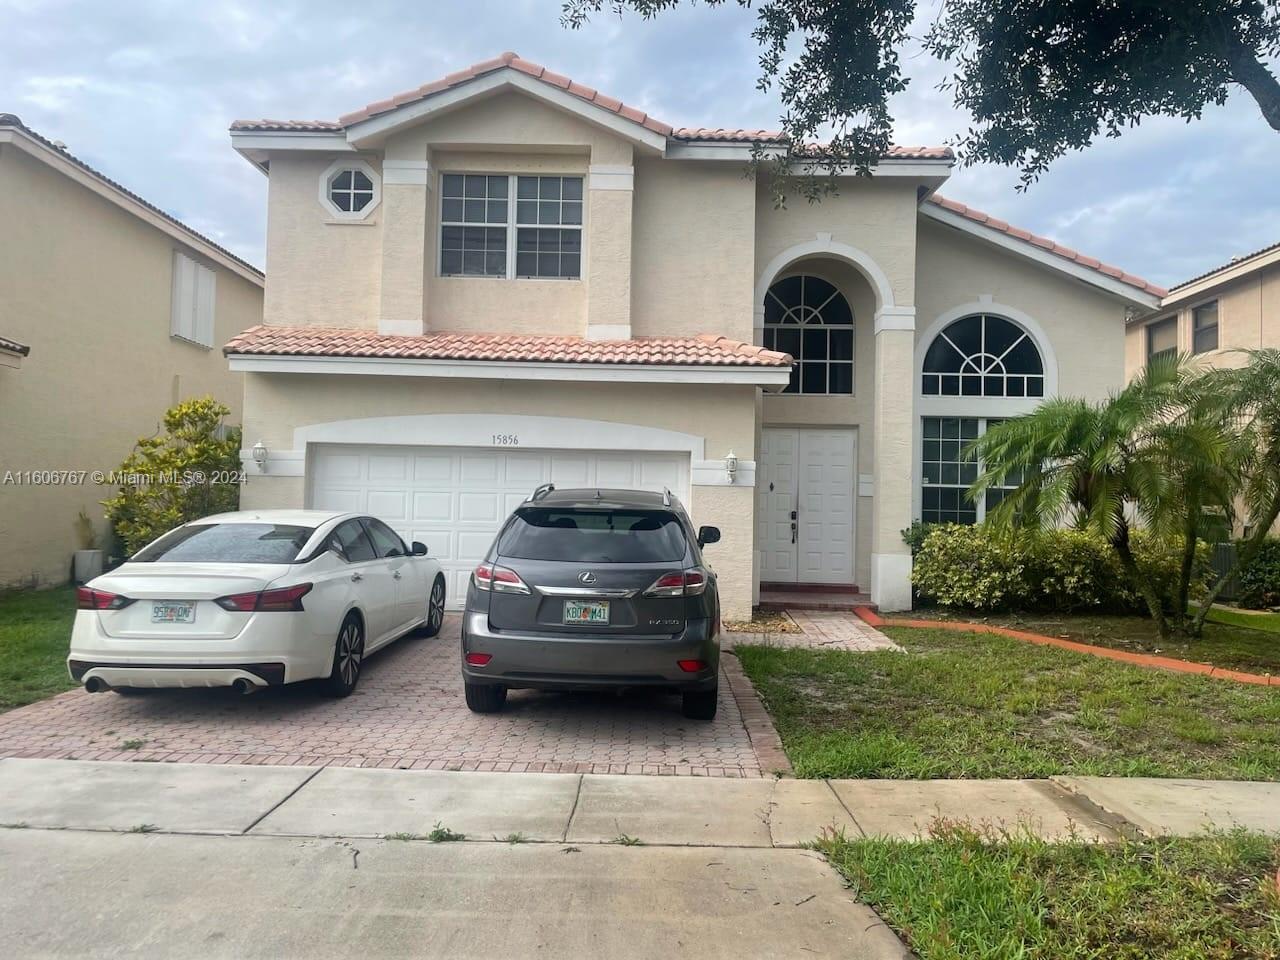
[819,825,1280,960]
[736,627,1280,780]
[909,607,1280,675]
[0,587,77,711]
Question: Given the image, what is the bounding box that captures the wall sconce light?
[251,440,268,473]
[724,450,739,484]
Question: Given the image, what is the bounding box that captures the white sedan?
[68,510,445,697]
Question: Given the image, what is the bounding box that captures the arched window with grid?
[921,313,1044,398]
[761,275,854,395]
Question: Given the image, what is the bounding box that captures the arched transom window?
[921,313,1043,398]
[761,275,854,395]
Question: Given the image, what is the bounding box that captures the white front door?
[309,444,690,608]
[757,428,857,585]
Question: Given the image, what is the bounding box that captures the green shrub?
[103,397,241,555]
[1236,539,1280,609]
[911,524,1210,614]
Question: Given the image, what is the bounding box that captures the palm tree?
[1188,349,1280,633]
[967,356,1236,640]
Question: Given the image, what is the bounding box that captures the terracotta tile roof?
[925,194,1167,299]
[0,334,30,357]
[229,53,952,162]
[1169,239,1280,293]
[1,114,263,281]
[224,325,793,367]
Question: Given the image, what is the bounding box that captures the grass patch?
[611,834,643,846]
[426,822,465,843]
[909,607,1280,675]
[0,587,77,711]
[736,627,1280,780]
[818,824,1280,960]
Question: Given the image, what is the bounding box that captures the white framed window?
[439,173,583,280]
[922,313,1044,398]
[1192,300,1219,354]
[761,275,854,394]
[1146,315,1178,366]
[319,159,381,220]
[170,251,215,347]
[920,416,1020,525]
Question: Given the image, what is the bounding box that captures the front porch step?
[758,590,873,612]
[760,582,862,595]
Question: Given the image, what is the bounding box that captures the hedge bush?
[1236,539,1280,609]
[911,524,1210,614]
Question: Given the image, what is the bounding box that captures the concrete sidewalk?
[2,758,1277,843]
[3,760,1278,959]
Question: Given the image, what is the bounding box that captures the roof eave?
[920,202,1161,308]
[342,68,668,153]
[1162,244,1280,306]
[225,351,793,388]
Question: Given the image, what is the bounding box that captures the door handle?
[393,570,402,580]
[351,572,363,582]
[791,522,797,545]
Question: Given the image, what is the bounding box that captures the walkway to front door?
[756,427,857,584]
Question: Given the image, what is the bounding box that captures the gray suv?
[460,485,722,720]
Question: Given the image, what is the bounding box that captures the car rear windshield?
[497,508,687,563]
[132,523,314,564]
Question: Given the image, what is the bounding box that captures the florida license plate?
[563,600,609,625]
[151,601,195,624]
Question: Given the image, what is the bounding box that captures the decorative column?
[871,305,916,611]
[378,154,431,335]
[584,148,634,340]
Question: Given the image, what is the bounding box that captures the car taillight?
[465,652,492,666]
[76,587,135,610]
[677,659,708,673]
[472,563,530,595]
[214,583,312,612]
[643,568,708,598]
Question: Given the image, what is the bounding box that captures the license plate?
[563,600,609,625]
[151,601,195,624]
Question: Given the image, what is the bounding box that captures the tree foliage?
[102,397,242,555]
[562,0,1280,194]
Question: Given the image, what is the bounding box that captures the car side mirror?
[411,541,429,556]
[697,525,721,547]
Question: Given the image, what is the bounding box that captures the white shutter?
[194,261,216,347]
[170,251,216,347]
[170,251,195,339]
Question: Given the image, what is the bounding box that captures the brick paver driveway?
[0,617,767,776]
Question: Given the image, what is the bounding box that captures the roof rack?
[662,486,672,507]
[528,482,555,502]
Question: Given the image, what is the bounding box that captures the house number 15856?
[491,434,520,446]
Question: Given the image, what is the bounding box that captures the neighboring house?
[226,52,1163,617]
[1125,241,1280,376]
[0,114,264,589]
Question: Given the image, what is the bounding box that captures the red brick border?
[721,651,794,777]
[855,607,1279,687]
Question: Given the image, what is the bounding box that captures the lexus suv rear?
[460,486,722,720]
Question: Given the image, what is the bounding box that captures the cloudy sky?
[6,0,1277,287]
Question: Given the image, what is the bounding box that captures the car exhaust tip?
[83,677,107,693]
[231,678,257,696]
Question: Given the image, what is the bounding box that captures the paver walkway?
[730,609,902,653]
[0,616,764,776]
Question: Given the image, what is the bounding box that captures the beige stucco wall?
[916,218,1128,402]
[631,159,757,342]
[0,141,263,588]
[238,373,758,617]
[262,152,382,329]
[1124,261,1280,380]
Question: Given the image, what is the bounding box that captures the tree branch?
[1226,41,1280,131]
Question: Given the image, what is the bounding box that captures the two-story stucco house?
[1125,240,1280,377]
[226,52,1164,618]
[0,114,264,590]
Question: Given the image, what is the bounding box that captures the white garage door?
[309,444,690,607]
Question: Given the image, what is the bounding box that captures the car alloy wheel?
[424,577,445,637]
[326,617,364,697]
